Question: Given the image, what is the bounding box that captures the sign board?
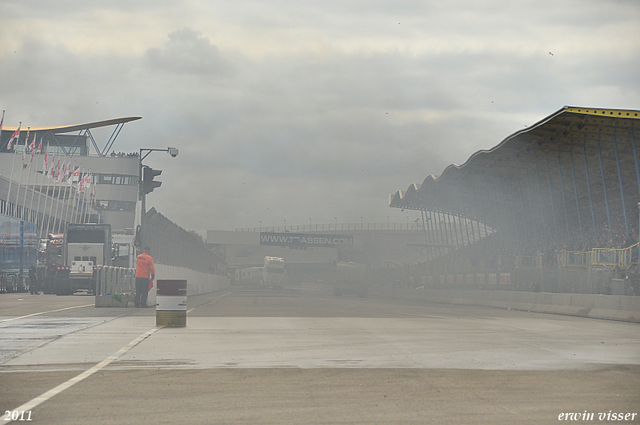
[259,232,353,248]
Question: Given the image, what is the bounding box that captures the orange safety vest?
[135,252,155,278]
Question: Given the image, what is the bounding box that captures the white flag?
[28,133,37,165]
[7,123,20,150]
[68,166,80,185]
[22,128,29,163]
[49,155,56,178]
[43,143,49,174]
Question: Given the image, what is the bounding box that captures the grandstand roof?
[0,117,142,156]
[389,106,640,247]
[1,117,141,133]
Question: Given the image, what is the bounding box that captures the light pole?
[138,147,178,250]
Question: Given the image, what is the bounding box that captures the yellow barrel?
[156,279,187,327]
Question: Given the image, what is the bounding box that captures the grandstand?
[389,106,640,295]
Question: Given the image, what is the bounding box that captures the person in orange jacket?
[135,246,155,308]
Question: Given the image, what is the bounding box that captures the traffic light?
[142,165,162,195]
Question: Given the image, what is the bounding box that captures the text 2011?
[3,411,32,421]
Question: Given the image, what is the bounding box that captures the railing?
[96,266,135,295]
[591,244,639,269]
[0,273,28,293]
[557,244,639,270]
[557,251,590,269]
[237,222,427,233]
[515,255,542,269]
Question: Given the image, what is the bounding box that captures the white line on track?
[1,325,163,422]
[187,291,229,314]
[0,304,94,323]
[1,291,229,421]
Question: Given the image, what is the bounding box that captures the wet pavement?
[2,313,639,372]
[1,288,639,424]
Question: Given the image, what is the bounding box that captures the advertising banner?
[259,232,353,248]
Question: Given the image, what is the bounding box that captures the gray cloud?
[1,0,639,232]
[144,28,235,77]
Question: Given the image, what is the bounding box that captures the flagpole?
[63,161,75,227]
[81,170,88,224]
[79,167,88,224]
[67,161,77,225]
[25,133,39,223]
[35,142,48,238]
[74,166,82,224]
[44,152,56,237]
[6,122,21,217]
[84,170,93,224]
[59,159,70,232]
[60,159,71,232]
[52,158,63,234]
[14,129,28,220]
[22,150,33,222]
[77,165,85,224]
[85,170,94,224]
[67,160,78,223]
[71,162,80,224]
[87,171,93,224]
[67,161,75,224]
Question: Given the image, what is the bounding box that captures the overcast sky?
[1,0,639,234]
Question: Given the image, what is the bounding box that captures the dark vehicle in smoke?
[333,261,368,297]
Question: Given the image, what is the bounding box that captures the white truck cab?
[262,256,285,290]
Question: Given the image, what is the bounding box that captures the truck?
[262,256,285,290]
[111,231,136,268]
[333,262,368,297]
[235,266,263,286]
[53,223,112,295]
[41,233,64,294]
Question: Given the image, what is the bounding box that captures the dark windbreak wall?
[143,208,223,274]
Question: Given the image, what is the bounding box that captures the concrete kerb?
[378,287,640,323]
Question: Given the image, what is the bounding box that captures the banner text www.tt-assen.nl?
[260,232,353,248]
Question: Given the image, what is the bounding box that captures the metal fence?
[237,222,428,233]
[0,273,28,293]
[96,266,135,295]
[557,244,639,270]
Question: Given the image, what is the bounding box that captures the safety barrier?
[590,244,638,269]
[515,255,542,269]
[96,266,135,296]
[0,273,28,293]
[374,287,640,323]
[556,244,639,270]
[557,251,590,269]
